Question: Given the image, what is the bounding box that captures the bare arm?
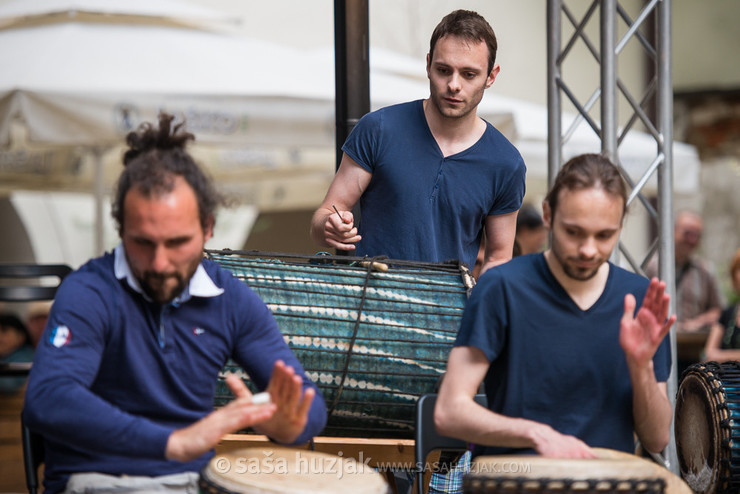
[619,278,676,454]
[310,154,372,250]
[678,307,721,332]
[435,346,596,458]
[478,210,518,276]
[166,361,314,462]
[704,319,740,362]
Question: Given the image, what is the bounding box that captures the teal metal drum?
[207,250,474,439]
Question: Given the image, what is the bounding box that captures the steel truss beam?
[547,0,678,473]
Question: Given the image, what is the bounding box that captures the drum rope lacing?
[326,255,385,419]
[679,361,740,492]
[463,476,666,493]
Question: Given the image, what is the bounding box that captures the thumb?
[225,373,252,400]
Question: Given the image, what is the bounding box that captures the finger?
[326,237,360,251]
[281,374,304,415]
[328,215,355,234]
[268,361,295,404]
[622,293,636,324]
[295,386,315,422]
[225,373,252,400]
[661,314,677,337]
[233,404,277,432]
[650,279,667,315]
[214,398,276,434]
[339,211,354,225]
[276,365,298,405]
[642,278,660,314]
[657,292,671,326]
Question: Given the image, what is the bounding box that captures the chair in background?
[0,263,71,494]
[0,263,72,303]
[414,393,487,494]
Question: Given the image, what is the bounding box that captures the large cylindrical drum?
[675,361,740,493]
[199,447,389,493]
[208,250,473,438]
[465,448,691,494]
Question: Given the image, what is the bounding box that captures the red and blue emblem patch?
[49,325,72,348]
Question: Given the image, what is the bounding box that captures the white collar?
[113,244,224,304]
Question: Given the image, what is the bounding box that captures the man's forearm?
[629,362,671,453]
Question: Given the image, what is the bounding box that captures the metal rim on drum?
[675,361,740,494]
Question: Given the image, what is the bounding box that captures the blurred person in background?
[514,203,547,256]
[26,300,52,348]
[647,210,723,333]
[703,247,740,362]
[0,313,34,394]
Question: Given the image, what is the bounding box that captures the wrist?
[525,421,554,450]
[165,431,184,461]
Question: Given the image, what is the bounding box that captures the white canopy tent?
[0,0,700,267]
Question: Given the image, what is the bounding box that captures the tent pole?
[93,147,105,256]
[333,0,369,172]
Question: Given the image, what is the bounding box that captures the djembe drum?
[675,361,740,493]
[199,447,389,493]
[464,448,691,493]
[207,250,473,438]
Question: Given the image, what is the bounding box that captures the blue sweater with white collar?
[23,249,327,493]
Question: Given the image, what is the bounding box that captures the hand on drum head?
[531,424,598,459]
[165,374,278,462]
[250,360,316,445]
[619,277,676,368]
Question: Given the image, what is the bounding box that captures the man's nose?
[448,73,462,92]
[579,237,598,258]
[151,245,169,272]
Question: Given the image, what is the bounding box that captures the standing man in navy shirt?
[311,9,526,275]
[23,113,326,493]
[435,153,674,458]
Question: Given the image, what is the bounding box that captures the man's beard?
[551,242,603,282]
[429,83,486,120]
[140,271,187,304]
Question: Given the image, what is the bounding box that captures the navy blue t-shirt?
[342,100,526,269]
[455,253,672,456]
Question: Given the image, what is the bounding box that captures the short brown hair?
[429,10,498,74]
[545,153,628,219]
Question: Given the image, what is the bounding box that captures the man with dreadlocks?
[23,113,327,493]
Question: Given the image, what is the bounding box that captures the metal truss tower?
[546,0,678,472]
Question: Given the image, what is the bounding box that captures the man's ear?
[542,200,552,230]
[486,64,501,89]
[203,215,215,243]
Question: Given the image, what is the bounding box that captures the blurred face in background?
[674,212,703,263]
[516,226,548,255]
[0,323,26,356]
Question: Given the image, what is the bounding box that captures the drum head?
[199,447,388,494]
[467,448,691,494]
